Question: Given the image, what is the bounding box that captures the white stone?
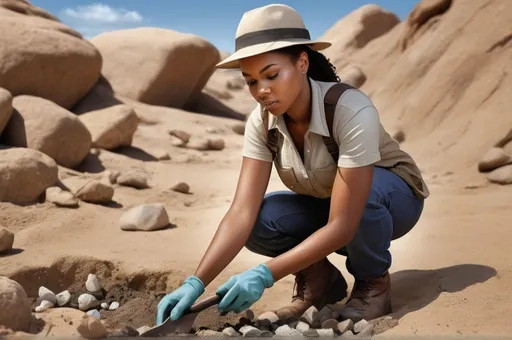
[354,319,369,333]
[275,324,302,336]
[221,327,240,337]
[337,319,354,334]
[239,325,261,337]
[119,203,170,231]
[257,311,279,323]
[38,286,56,304]
[101,302,109,309]
[35,300,54,312]
[78,293,99,311]
[316,328,335,337]
[109,301,120,310]
[85,274,101,293]
[296,321,310,332]
[86,309,101,320]
[55,290,71,307]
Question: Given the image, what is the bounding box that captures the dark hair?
[277,45,340,83]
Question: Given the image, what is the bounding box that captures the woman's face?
[239,50,308,116]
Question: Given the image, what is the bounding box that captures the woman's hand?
[156,276,205,324]
[216,264,275,313]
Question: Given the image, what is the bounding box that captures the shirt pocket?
[275,163,309,195]
[312,165,337,192]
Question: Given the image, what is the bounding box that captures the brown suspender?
[266,82,355,162]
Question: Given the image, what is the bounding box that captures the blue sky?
[31,1,417,52]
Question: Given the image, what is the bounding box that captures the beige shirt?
[242,78,430,199]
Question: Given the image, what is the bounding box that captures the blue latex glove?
[156,276,204,324]
[216,264,274,313]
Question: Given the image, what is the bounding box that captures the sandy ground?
[1,100,511,338]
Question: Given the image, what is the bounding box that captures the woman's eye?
[247,80,256,86]
[268,73,278,80]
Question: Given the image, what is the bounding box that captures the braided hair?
[277,45,340,82]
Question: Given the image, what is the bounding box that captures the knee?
[348,201,393,247]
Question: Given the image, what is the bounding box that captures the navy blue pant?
[245,167,424,280]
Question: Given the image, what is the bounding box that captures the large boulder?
[90,27,220,109]
[0,88,12,136]
[0,277,31,331]
[0,0,59,21]
[2,95,92,168]
[0,11,101,109]
[0,147,58,204]
[78,104,139,150]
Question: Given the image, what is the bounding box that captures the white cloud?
[61,3,142,24]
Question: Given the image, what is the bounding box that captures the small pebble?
[169,129,191,143]
[76,315,107,339]
[316,328,335,337]
[295,321,310,332]
[337,319,354,334]
[358,324,375,337]
[244,309,255,321]
[56,290,71,307]
[207,138,225,151]
[171,182,190,194]
[78,293,100,311]
[101,302,109,309]
[38,286,57,304]
[221,327,240,337]
[259,330,273,337]
[87,309,101,320]
[275,324,301,336]
[196,330,223,336]
[119,203,170,231]
[85,274,101,293]
[317,306,333,320]
[303,329,319,337]
[257,311,279,323]
[300,306,318,326]
[117,168,149,189]
[109,301,120,310]
[354,319,369,333]
[321,318,339,331]
[239,325,261,337]
[35,300,54,312]
[231,123,245,135]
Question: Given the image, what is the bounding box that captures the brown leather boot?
[339,271,392,322]
[274,258,348,320]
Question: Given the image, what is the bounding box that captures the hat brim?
[215,39,332,69]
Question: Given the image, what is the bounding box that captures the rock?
[78,293,100,311]
[259,330,273,337]
[45,186,78,208]
[117,168,149,189]
[86,309,101,320]
[295,321,310,332]
[357,323,374,337]
[317,306,334,320]
[205,126,221,134]
[231,123,245,135]
[170,135,187,147]
[35,300,54,312]
[257,311,279,323]
[222,327,240,337]
[76,314,107,339]
[337,318,354,334]
[0,277,31,331]
[390,127,406,144]
[321,318,339,331]
[108,301,120,311]
[196,330,223,336]
[487,164,512,185]
[316,328,335,337]
[275,324,301,336]
[136,326,151,335]
[244,309,255,321]
[303,329,319,337]
[0,227,14,253]
[353,319,369,333]
[239,325,262,337]
[339,65,367,88]
[62,178,114,204]
[478,147,512,172]
[85,274,101,293]
[208,138,225,151]
[38,286,57,304]
[101,170,120,185]
[110,326,139,337]
[101,302,109,309]
[119,203,170,231]
[171,182,190,194]
[78,104,139,150]
[90,27,219,109]
[300,306,318,326]
[0,13,101,109]
[155,150,171,160]
[3,95,92,168]
[0,147,58,205]
[0,0,60,21]
[56,290,71,307]
[169,129,191,143]
[0,88,12,136]
[186,137,210,151]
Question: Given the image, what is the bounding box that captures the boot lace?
[291,271,307,301]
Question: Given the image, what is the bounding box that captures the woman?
[156,4,429,324]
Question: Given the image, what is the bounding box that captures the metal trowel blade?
[139,312,198,337]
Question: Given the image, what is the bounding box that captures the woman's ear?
[299,51,309,74]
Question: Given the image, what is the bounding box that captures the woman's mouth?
[263,101,278,110]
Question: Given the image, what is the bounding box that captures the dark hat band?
[235,27,311,50]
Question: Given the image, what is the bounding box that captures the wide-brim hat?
[216,4,331,69]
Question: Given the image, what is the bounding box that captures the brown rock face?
[0,277,32,332]
[90,27,220,109]
[0,11,101,109]
[3,95,92,168]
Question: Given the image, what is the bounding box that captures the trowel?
[139,295,221,337]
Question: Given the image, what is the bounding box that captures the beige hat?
[215,4,331,69]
